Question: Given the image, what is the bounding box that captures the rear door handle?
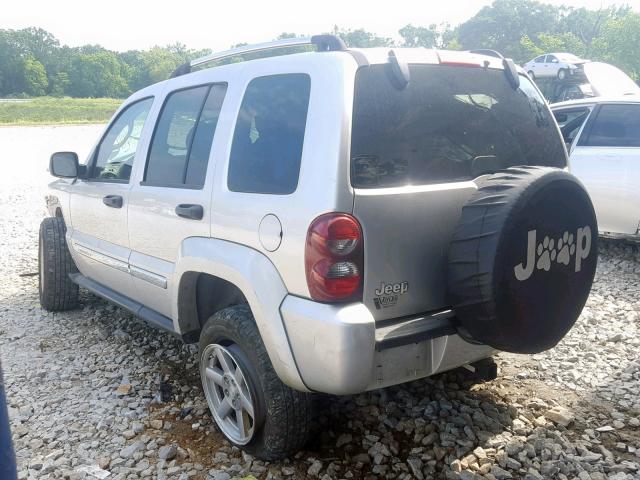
[103,195,123,208]
[175,204,203,220]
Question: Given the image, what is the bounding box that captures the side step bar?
[69,273,196,343]
[375,310,457,351]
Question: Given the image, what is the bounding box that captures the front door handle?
[175,204,203,220]
[103,195,123,208]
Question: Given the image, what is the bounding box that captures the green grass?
[0,97,122,125]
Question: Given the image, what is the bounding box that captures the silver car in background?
[523,52,586,80]
[552,97,640,239]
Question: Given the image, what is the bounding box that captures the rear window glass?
[227,74,310,194]
[582,104,640,147]
[350,64,566,188]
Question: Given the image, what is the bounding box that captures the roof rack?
[170,34,347,78]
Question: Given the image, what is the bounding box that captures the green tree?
[332,26,392,47]
[559,6,630,53]
[399,24,438,47]
[69,51,128,97]
[592,12,640,79]
[520,32,586,59]
[457,0,561,61]
[22,56,47,96]
[49,71,70,96]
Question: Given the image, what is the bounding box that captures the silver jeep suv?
[39,35,599,459]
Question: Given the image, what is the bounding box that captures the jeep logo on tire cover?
[514,226,592,281]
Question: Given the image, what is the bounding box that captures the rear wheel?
[38,217,79,311]
[199,304,313,460]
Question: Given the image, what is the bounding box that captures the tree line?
[1,0,638,98]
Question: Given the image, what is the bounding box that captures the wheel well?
[177,272,248,343]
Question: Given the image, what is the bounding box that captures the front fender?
[172,237,308,392]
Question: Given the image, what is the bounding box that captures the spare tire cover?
[447,166,598,354]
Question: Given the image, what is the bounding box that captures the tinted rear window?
[351,64,566,188]
[228,74,310,194]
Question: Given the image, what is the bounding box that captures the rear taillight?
[305,213,363,302]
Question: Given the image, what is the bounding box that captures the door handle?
[103,195,123,208]
[175,204,203,220]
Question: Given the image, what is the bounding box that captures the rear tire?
[38,217,79,311]
[199,304,313,460]
[557,68,567,80]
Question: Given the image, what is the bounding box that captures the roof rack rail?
[170,34,347,78]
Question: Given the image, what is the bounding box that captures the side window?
[145,84,227,188]
[583,104,640,147]
[548,55,559,63]
[553,108,591,145]
[227,74,311,194]
[535,56,546,63]
[91,98,153,181]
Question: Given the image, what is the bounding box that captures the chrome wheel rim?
[200,344,256,445]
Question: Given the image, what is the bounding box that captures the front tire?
[38,217,79,311]
[557,68,567,80]
[199,305,313,460]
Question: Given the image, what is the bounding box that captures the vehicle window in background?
[553,108,591,145]
[228,74,310,194]
[583,104,640,147]
[535,56,546,63]
[92,98,153,181]
[548,55,559,63]
[350,64,566,188]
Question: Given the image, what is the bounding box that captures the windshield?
[350,64,566,188]
[584,62,640,96]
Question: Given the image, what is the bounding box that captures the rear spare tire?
[447,166,597,354]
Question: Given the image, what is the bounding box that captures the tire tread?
[39,217,79,311]
[199,305,313,460]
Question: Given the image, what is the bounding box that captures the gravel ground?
[0,125,638,480]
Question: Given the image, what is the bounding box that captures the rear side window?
[582,104,640,147]
[350,64,566,188]
[227,74,311,194]
[145,84,227,188]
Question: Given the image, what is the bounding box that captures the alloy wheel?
[200,343,256,445]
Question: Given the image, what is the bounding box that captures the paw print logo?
[536,236,557,271]
[556,231,575,265]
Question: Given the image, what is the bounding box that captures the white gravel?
[0,125,638,480]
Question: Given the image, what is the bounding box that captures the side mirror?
[50,152,79,178]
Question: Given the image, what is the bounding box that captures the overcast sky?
[4,0,637,52]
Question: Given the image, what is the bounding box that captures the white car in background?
[524,53,586,80]
[551,97,640,239]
